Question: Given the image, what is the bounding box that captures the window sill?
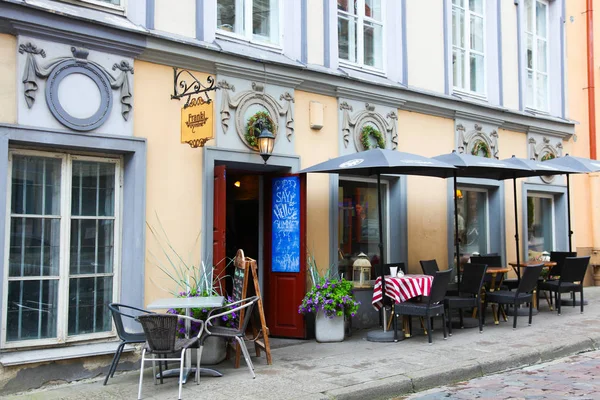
[339,61,386,78]
[524,107,550,117]
[452,89,488,103]
[0,342,135,367]
[216,32,283,53]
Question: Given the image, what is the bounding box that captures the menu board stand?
[231,249,272,366]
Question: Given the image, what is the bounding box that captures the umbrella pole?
[377,173,390,333]
[567,174,573,252]
[513,176,521,282]
[454,172,461,291]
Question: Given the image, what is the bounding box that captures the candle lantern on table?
[353,252,372,287]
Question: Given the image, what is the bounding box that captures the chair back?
[235,296,260,334]
[479,253,499,257]
[460,263,488,295]
[428,269,453,305]
[470,255,502,268]
[516,264,544,294]
[560,256,591,283]
[137,314,178,352]
[420,259,439,276]
[549,251,577,276]
[109,303,149,341]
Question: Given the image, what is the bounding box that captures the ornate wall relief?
[218,80,294,151]
[339,102,398,151]
[456,122,499,159]
[528,135,563,183]
[19,42,133,132]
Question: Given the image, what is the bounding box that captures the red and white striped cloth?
[372,274,434,310]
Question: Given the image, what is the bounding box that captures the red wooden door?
[264,174,306,338]
[213,165,227,293]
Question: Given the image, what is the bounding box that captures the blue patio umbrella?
[541,154,600,252]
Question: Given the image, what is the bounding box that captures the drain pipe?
[587,0,596,159]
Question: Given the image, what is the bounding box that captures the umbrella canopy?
[503,156,579,176]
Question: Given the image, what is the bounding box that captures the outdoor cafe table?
[372,274,433,338]
[146,296,225,382]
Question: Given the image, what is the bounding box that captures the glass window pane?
[337,0,357,14]
[71,161,115,217]
[526,70,534,108]
[338,15,358,63]
[457,189,488,256]
[68,277,113,336]
[537,39,547,73]
[469,0,483,14]
[525,0,533,32]
[526,33,534,69]
[253,0,278,43]
[453,48,466,89]
[470,53,485,93]
[9,217,60,277]
[536,1,547,38]
[217,0,237,33]
[363,21,383,69]
[470,15,484,53]
[7,279,58,342]
[70,219,114,275]
[338,179,387,280]
[11,155,61,216]
[527,196,553,254]
[536,73,548,111]
[452,7,465,48]
[452,0,464,6]
[365,0,381,20]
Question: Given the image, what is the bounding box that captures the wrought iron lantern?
[353,252,372,287]
[256,120,275,164]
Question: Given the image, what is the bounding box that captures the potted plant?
[298,254,360,342]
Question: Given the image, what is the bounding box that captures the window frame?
[526,192,556,254]
[216,0,284,50]
[1,149,122,349]
[451,0,487,98]
[337,0,387,73]
[524,0,550,112]
[457,185,491,256]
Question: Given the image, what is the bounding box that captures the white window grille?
[452,0,486,95]
[338,0,384,70]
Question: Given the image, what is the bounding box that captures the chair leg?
[529,301,533,326]
[513,302,518,330]
[104,343,124,385]
[426,315,432,344]
[446,305,452,336]
[442,312,448,340]
[152,355,157,385]
[178,349,185,400]
[557,291,562,315]
[478,301,483,333]
[236,336,256,379]
[197,345,204,384]
[138,349,146,400]
[581,288,584,314]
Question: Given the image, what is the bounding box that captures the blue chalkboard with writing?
[271,176,301,273]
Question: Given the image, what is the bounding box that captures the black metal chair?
[200,296,259,378]
[104,303,154,385]
[483,264,544,329]
[419,259,439,276]
[536,251,577,309]
[470,255,506,289]
[444,263,488,335]
[538,256,590,315]
[394,269,452,344]
[136,314,204,400]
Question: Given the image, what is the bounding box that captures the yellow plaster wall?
[134,60,208,306]
[294,91,337,276]
[397,111,454,273]
[501,0,519,111]
[306,0,325,65]
[406,0,445,93]
[154,0,196,38]
[0,34,16,124]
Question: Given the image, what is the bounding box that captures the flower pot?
[189,336,227,365]
[315,310,345,343]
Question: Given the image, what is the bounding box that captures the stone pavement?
[402,349,600,399]
[6,287,600,400]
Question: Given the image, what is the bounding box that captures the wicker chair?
[394,269,452,344]
[483,264,543,329]
[537,251,577,309]
[419,259,439,276]
[539,256,590,315]
[444,263,488,335]
[104,303,155,385]
[200,296,259,378]
[136,314,204,400]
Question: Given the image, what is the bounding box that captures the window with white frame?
[338,0,384,70]
[456,187,489,258]
[452,0,485,95]
[217,0,280,45]
[524,0,549,111]
[527,194,554,256]
[3,150,121,347]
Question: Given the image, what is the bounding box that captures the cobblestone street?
[403,350,600,400]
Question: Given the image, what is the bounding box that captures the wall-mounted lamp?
[256,120,275,164]
[234,181,241,188]
[456,189,463,199]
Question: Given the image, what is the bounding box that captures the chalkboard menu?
[232,266,245,303]
[271,176,301,273]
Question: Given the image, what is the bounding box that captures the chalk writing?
[271,176,300,273]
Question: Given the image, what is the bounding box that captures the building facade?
[0,0,596,393]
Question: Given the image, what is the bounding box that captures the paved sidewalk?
[6,287,600,400]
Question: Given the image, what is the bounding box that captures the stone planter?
[189,336,227,365]
[315,310,345,343]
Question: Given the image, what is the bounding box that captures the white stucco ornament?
[339,159,364,168]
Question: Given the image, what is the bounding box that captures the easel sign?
[232,249,272,366]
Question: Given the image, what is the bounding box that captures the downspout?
[587,0,596,160]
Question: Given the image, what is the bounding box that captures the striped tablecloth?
[372,274,434,310]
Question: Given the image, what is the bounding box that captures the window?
[452,0,485,95]
[524,0,549,111]
[338,178,388,279]
[3,150,121,348]
[217,0,280,45]
[527,195,554,256]
[456,188,489,257]
[338,0,384,70]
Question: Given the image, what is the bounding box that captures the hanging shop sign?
[181,96,214,148]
